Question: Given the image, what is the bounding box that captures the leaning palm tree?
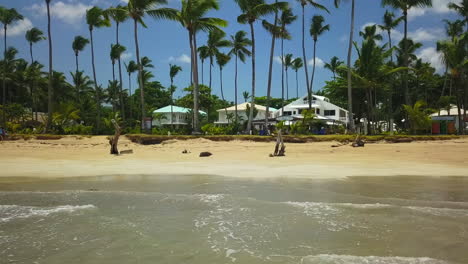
[216,52,231,122]
[25,27,45,64]
[235,0,287,133]
[284,53,293,100]
[106,5,129,121]
[198,30,230,92]
[0,7,23,125]
[378,10,402,63]
[334,0,355,132]
[72,36,89,74]
[228,30,251,122]
[110,44,126,83]
[382,0,432,106]
[278,8,297,102]
[124,60,138,120]
[127,0,177,131]
[291,57,303,98]
[169,64,182,128]
[296,0,328,112]
[170,0,227,133]
[324,56,343,80]
[308,15,329,110]
[86,6,111,132]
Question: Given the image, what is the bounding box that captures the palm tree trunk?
[441,64,449,96]
[116,22,125,121]
[246,22,256,134]
[2,25,6,125]
[192,30,201,132]
[265,13,278,129]
[171,78,174,129]
[309,40,317,111]
[281,29,285,108]
[403,8,409,106]
[346,0,356,133]
[189,31,195,128]
[112,62,116,82]
[234,54,238,123]
[46,2,53,132]
[90,28,100,133]
[29,43,34,121]
[388,30,393,64]
[128,72,132,120]
[286,66,289,101]
[219,66,229,124]
[75,53,79,74]
[134,19,146,132]
[201,59,204,85]
[295,70,299,98]
[301,5,311,109]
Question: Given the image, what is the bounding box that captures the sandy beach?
[0,136,467,179]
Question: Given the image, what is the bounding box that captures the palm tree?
[334,0,356,132]
[0,7,23,125]
[170,0,227,133]
[296,0,328,114]
[106,5,129,121]
[72,36,89,74]
[86,6,110,132]
[448,0,468,31]
[324,56,343,80]
[216,53,231,122]
[382,0,432,106]
[309,15,329,110]
[45,0,53,131]
[284,53,293,101]
[291,57,303,98]
[243,91,250,102]
[440,19,464,96]
[228,30,251,123]
[198,30,230,92]
[25,28,45,64]
[378,10,402,63]
[278,7,296,100]
[169,64,182,128]
[198,47,209,84]
[235,0,287,133]
[124,60,138,120]
[110,44,126,83]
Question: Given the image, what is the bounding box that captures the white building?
[277,94,349,125]
[152,105,206,127]
[216,102,277,124]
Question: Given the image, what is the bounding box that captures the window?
[316,109,320,115]
[324,110,336,116]
[283,111,293,116]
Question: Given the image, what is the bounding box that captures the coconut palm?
[216,53,231,122]
[382,0,433,106]
[124,60,138,120]
[198,47,209,84]
[0,6,23,125]
[169,64,182,128]
[228,30,252,122]
[169,0,227,132]
[235,0,287,133]
[25,28,45,64]
[45,0,53,131]
[284,53,293,100]
[296,0,328,113]
[110,44,126,83]
[86,6,111,132]
[378,10,402,63]
[72,36,89,74]
[324,56,343,80]
[308,15,330,110]
[291,57,303,98]
[243,91,250,102]
[334,0,356,132]
[278,7,297,103]
[439,19,464,96]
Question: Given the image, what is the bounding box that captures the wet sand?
[1,136,467,179]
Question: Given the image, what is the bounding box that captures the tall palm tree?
[296,0,328,114]
[382,0,432,107]
[216,53,231,122]
[291,57,303,98]
[335,0,356,132]
[284,53,293,100]
[72,36,89,74]
[198,47,209,85]
[324,56,343,80]
[0,7,23,125]
[278,8,296,104]
[124,60,138,120]
[228,30,251,122]
[86,6,110,132]
[170,0,227,133]
[25,28,45,64]
[106,5,129,121]
[169,64,182,128]
[235,0,287,133]
[309,15,329,110]
[45,0,53,131]
[440,19,464,96]
[378,10,402,63]
[243,91,250,103]
[197,30,230,92]
[110,44,126,83]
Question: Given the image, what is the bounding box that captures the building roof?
[430,106,465,117]
[217,102,278,112]
[153,105,207,115]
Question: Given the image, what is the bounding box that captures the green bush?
[63,124,93,135]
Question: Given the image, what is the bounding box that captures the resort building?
[430,106,467,134]
[215,102,278,125]
[277,94,349,125]
[152,105,206,127]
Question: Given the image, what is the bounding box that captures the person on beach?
[0,127,7,141]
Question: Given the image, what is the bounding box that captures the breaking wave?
[0,204,97,223]
[301,254,453,264]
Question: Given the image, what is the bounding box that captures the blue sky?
[1,0,462,102]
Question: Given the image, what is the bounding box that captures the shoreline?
[1,136,468,180]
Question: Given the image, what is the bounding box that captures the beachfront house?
[152,105,206,127]
[430,105,467,134]
[215,102,278,125]
[277,94,349,125]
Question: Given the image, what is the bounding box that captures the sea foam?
[0,204,96,223]
[301,254,452,264]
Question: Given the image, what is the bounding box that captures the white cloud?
[274,56,282,64]
[0,18,33,37]
[408,28,445,42]
[121,52,132,61]
[417,47,444,73]
[28,1,91,26]
[120,0,129,3]
[408,0,462,20]
[168,54,191,64]
[308,57,324,68]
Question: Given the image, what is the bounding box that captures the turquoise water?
[1,175,468,264]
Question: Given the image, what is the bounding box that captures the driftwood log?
[109,119,121,155]
[352,134,365,147]
[272,130,286,157]
[199,152,212,157]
